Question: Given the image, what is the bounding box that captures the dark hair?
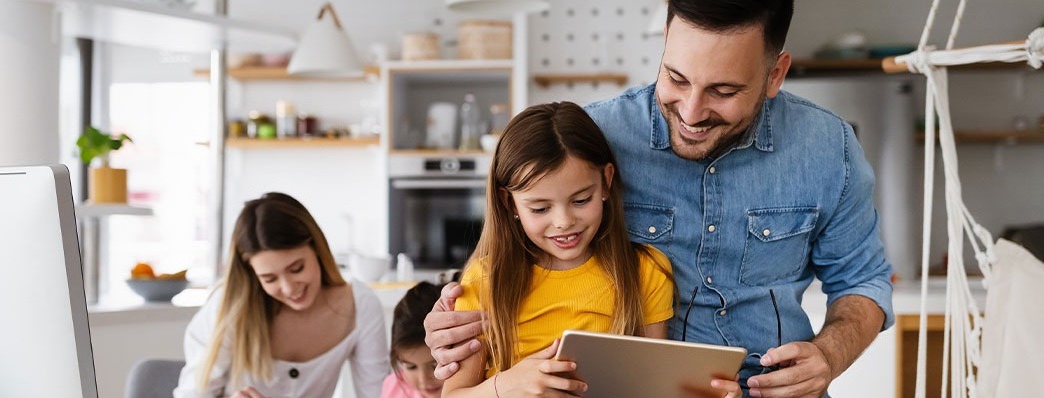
[390,281,443,370]
[666,0,794,58]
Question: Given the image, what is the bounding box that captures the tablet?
[555,330,746,398]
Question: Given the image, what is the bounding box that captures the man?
[424,1,894,397]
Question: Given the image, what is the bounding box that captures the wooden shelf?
[916,130,1044,144]
[532,73,629,88]
[194,65,381,82]
[788,58,1039,78]
[76,204,153,218]
[389,149,490,156]
[225,136,379,149]
[35,0,296,53]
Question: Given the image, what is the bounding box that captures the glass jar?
[246,111,272,138]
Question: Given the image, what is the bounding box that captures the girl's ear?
[603,163,616,192]
[497,188,514,214]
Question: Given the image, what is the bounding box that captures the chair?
[124,359,185,398]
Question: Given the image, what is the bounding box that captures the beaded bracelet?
[494,373,501,398]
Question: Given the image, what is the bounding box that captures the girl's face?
[395,344,443,398]
[248,244,323,311]
[509,155,614,270]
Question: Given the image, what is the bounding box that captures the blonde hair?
[468,102,670,373]
[197,192,346,391]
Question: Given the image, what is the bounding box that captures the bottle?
[276,100,298,138]
[458,93,483,151]
[396,253,414,282]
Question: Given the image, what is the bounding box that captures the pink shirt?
[380,374,425,398]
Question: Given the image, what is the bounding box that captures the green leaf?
[76,126,133,165]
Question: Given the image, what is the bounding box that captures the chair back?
[125,359,185,398]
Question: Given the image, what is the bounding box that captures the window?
[103,81,213,302]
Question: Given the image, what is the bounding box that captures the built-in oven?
[388,154,490,269]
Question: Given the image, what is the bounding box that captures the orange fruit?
[130,262,155,279]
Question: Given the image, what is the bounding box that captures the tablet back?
[556,330,746,398]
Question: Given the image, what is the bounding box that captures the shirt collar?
[647,84,775,153]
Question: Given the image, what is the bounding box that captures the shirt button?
[706,276,713,284]
[707,224,716,232]
[763,228,771,237]
[289,368,299,379]
[648,226,657,234]
[719,310,727,316]
[709,166,716,174]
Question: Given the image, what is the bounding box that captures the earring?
[513,214,519,220]
[601,197,607,202]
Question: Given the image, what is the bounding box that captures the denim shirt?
[585,84,895,383]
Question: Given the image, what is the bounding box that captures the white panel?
[0,166,96,398]
[0,2,61,166]
[527,0,664,105]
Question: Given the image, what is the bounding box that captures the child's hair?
[198,192,346,391]
[469,101,660,373]
[390,281,443,371]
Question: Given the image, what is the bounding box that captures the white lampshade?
[288,3,364,77]
[445,0,549,15]
[647,1,668,36]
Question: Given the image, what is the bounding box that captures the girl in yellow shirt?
[442,102,740,398]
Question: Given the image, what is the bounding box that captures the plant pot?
[89,166,127,204]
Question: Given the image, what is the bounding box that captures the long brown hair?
[470,101,662,373]
[198,192,346,391]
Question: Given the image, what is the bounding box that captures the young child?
[442,102,741,397]
[173,192,388,398]
[381,281,444,398]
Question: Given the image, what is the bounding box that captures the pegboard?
[527,0,665,106]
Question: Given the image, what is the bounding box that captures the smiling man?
[424,1,894,397]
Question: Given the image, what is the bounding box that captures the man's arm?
[423,282,485,379]
[747,295,883,397]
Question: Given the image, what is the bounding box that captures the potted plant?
[77,126,133,204]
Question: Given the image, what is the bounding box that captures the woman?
[174,192,388,398]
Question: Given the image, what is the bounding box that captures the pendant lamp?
[288,2,364,77]
[445,0,549,15]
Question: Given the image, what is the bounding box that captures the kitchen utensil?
[348,253,390,282]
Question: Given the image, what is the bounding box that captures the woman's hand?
[495,340,588,398]
[229,386,268,398]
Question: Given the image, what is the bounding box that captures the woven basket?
[457,20,512,60]
[402,32,440,61]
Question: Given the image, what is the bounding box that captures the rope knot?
[1028,27,1044,69]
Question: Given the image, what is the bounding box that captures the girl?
[381,281,444,398]
[174,192,388,398]
[443,102,741,397]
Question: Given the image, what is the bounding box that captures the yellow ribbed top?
[456,245,674,378]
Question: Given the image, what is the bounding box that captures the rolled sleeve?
[811,123,895,330]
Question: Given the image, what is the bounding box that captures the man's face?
[655,18,790,161]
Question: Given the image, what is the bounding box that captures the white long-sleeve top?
[174,281,389,398]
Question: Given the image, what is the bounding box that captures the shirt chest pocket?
[739,206,818,287]
[624,203,674,245]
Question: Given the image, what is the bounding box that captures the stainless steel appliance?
[388,154,490,269]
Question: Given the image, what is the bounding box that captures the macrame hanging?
[880,0,1044,396]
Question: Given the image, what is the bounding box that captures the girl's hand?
[229,386,268,398]
[680,376,742,398]
[496,339,588,397]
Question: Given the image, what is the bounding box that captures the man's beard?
[658,96,765,161]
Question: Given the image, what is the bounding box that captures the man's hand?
[423,282,485,380]
[746,342,833,398]
[496,340,587,398]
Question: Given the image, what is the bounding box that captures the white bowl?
[348,254,390,283]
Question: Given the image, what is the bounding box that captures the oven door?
[389,177,486,270]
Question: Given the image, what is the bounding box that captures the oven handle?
[391,179,487,189]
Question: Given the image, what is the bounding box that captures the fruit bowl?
[126,278,188,302]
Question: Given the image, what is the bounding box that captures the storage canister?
[457,20,512,60]
[402,32,441,61]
